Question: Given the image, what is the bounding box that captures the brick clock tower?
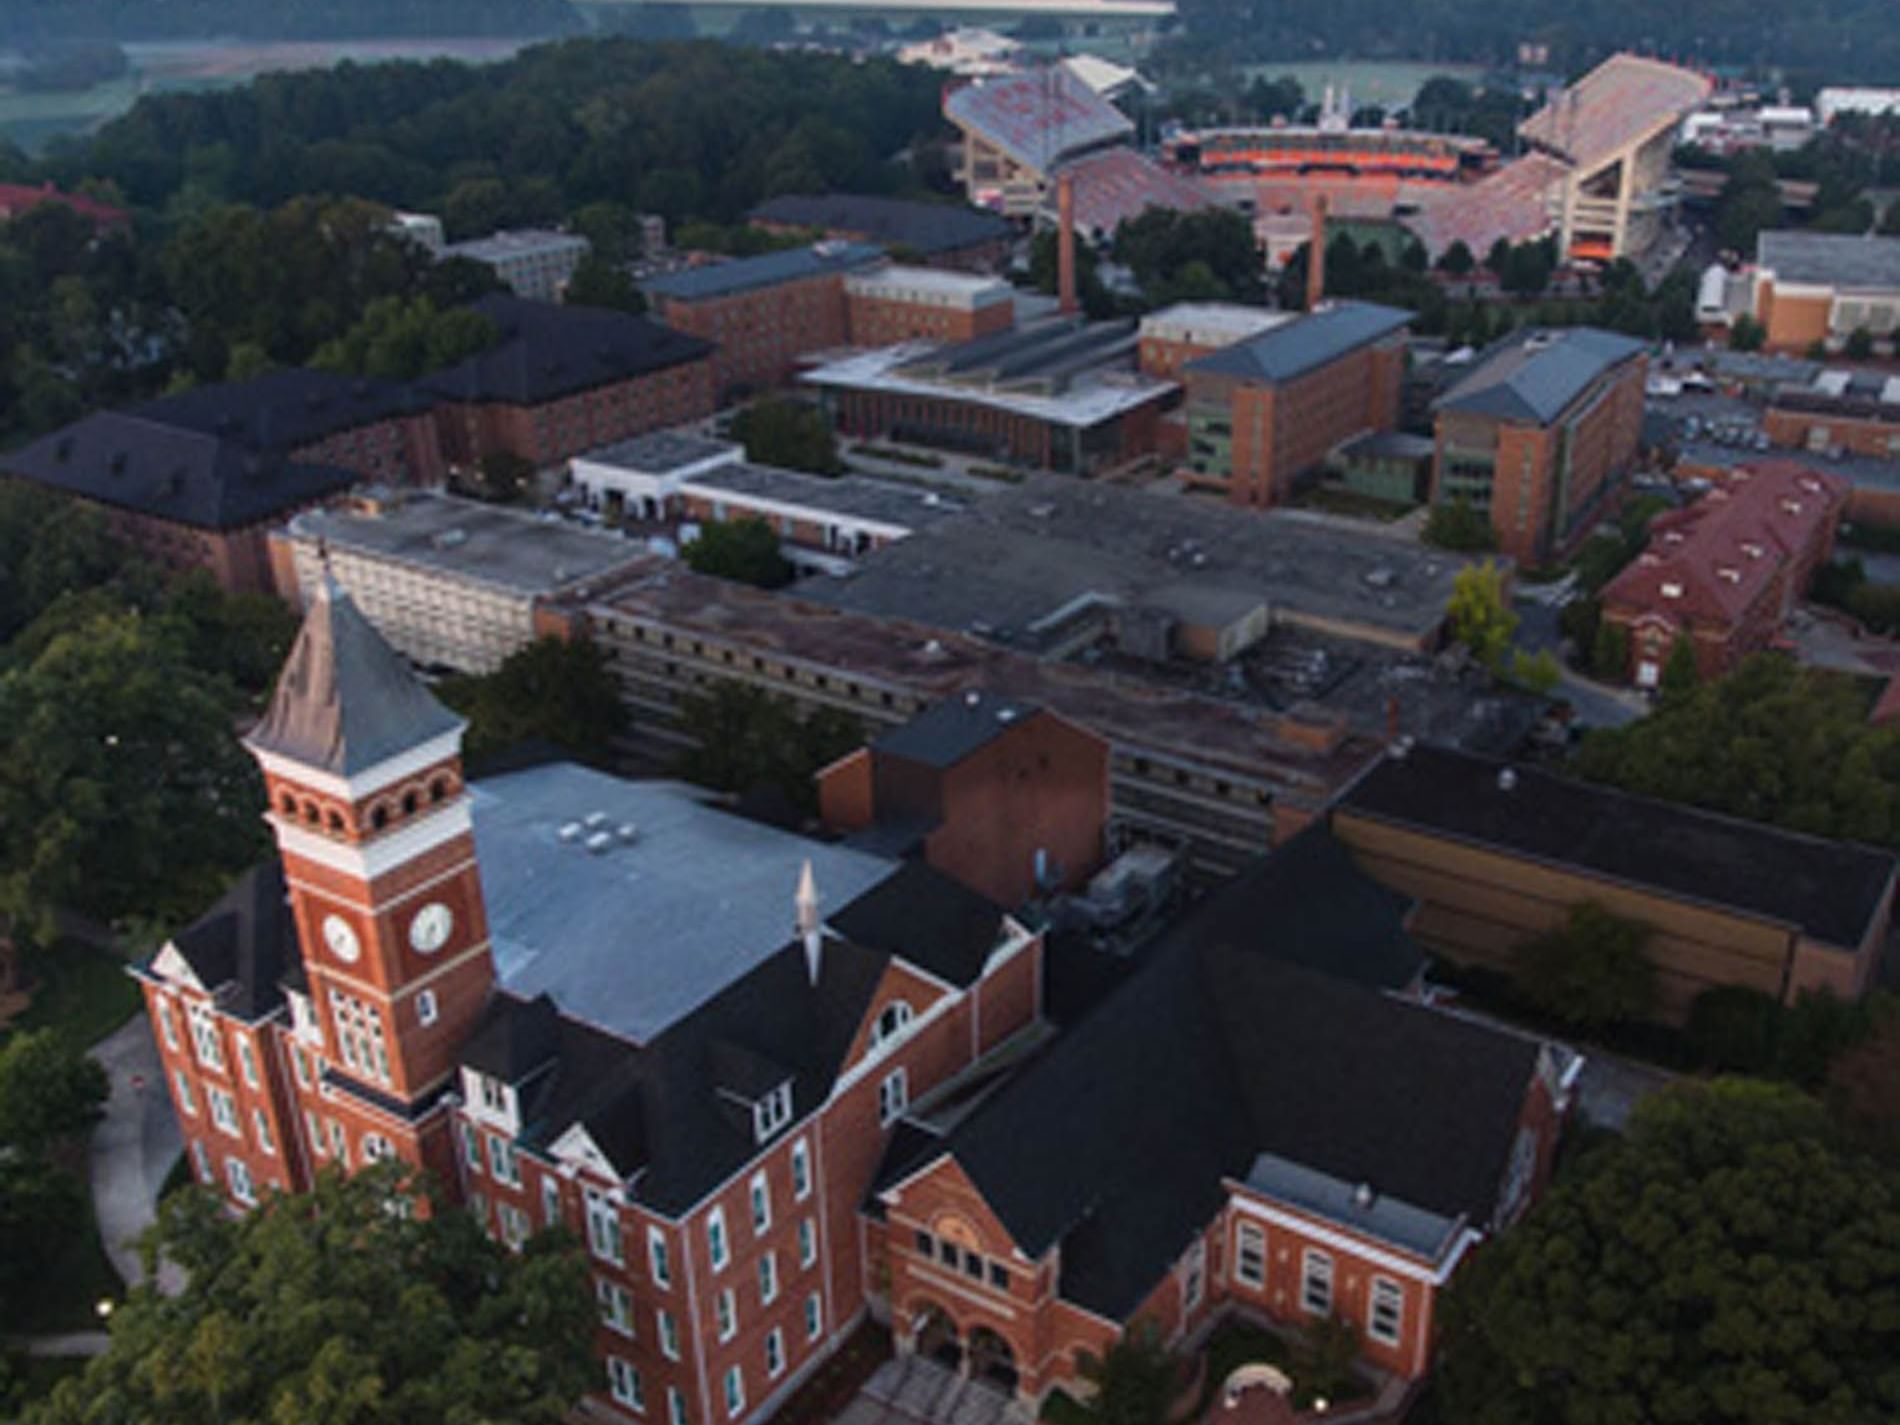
[244,574,496,1189]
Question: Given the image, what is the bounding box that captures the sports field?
[1241,60,1486,111]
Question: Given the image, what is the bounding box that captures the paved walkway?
[89,1015,185,1295]
[840,1356,1029,1425]
[5,1332,110,1358]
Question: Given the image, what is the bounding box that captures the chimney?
[1057,172,1078,316]
[1306,194,1329,311]
[795,859,822,985]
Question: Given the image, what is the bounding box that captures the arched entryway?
[968,1326,1018,1393]
[910,1301,963,1371]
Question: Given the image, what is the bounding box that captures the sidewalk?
[88,1015,185,1295]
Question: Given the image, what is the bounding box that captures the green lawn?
[8,1181,124,1335]
[7,940,142,1049]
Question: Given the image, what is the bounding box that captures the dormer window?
[1661,582,1684,599]
[871,1001,914,1052]
[753,1082,793,1143]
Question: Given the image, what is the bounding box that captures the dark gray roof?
[1185,301,1413,385]
[463,992,564,1084]
[1434,328,1647,424]
[827,861,1009,987]
[1168,825,1423,992]
[1758,230,1900,291]
[747,195,1013,256]
[873,691,1039,770]
[129,368,435,456]
[418,295,712,406]
[245,574,465,777]
[924,905,1540,1317]
[3,411,356,531]
[641,242,884,303]
[1340,744,1899,950]
[162,862,296,1021]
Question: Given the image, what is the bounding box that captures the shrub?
[1515,902,1658,1029]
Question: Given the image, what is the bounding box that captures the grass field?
[1241,59,1485,111]
[6,940,143,1050]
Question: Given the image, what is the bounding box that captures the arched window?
[279,792,297,816]
[302,800,320,826]
[326,810,344,833]
[871,1001,913,1050]
[430,776,449,803]
[401,790,419,816]
[371,805,390,831]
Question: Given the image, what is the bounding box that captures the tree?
[1514,901,1657,1028]
[23,1162,595,1425]
[1112,206,1264,305]
[1421,497,1495,552]
[0,1156,85,1326]
[1589,618,1628,681]
[461,450,535,505]
[563,253,647,314]
[1446,561,1517,670]
[1434,1079,1900,1425]
[685,517,794,590]
[1846,326,1876,360]
[437,636,627,767]
[1729,312,1766,351]
[310,295,499,382]
[1658,634,1700,703]
[1075,1320,1175,1425]
[0,1029,108,1152]
[1828,1002,1900,1165]
[1507,647,1561,694]
[731,397,843,476]
[1027,227,1117,319]
[1437,240,1475,277]
[675,680,861,812]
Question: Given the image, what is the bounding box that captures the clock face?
[409,902,454,955]
[322,914,360,964]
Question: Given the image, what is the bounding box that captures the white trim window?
[417,989,439,1027]
[723,1365,745,1420]
[878,1067,908,1127]
[707,1207,730,1271]
[758,1250,779,1306]
[252,1109,276,1156]
[209,1086,241,1139]
[804,1292,823,1342]
[598,1278,634,1337]
[226,1155,255,1206]
[608,1356,645,1413]
[765,1326,785,1379]
[173,1068,197,1116]
[791,1137,811,1200]
[236,1036,260,1089]
[291,1045,312,1089]
[542,1176,562,1228]
[186,1001,224,1071]
[304,1109,325,1158]
[156,997,180,1052]
[1300,1249,1333,1317]
[753,1082,793,1142]
[648,1226,672,1287]
[870,1000,914,1052]
[668,1388,688,1425]
[586,1189,624,1266]
[1235,1221,1266,1289]
[798,1217,816,1269]
[716,1287,737,1342]
[499,1201,530,1251]
[658,1308,681,1361]
[1368,1276,1404,1347]
[191,1139,212,1183]
[1181,1238,1206,1312]
[460,1120,482,1173]
[328,1119,350,1167]
[488,1133,521,1187]
[362,1133,394,1163]
[749,1171,772,1236]
[329,990,391,1086]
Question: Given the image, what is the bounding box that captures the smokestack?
[1306,194,1329,311]
[1057,172,1078,316]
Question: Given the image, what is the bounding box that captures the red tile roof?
[0,182,128,228]
[1053,146,1219,237]
[1519,54,1712,168]
[1602,461,1847,630]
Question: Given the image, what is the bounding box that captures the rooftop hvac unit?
[585,831,615,854]
[558,821,584,842]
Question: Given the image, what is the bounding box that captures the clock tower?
[245,574,496,1172]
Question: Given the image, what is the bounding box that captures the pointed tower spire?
[245,574,463,778]
[796,860,822,985]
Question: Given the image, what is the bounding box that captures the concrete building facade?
[442,229,590,302]
[1752,232,1900,353]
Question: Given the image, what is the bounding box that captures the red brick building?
[819,691,1109,908]
[2,409,357,596]
[1180,303,1411,508]
[1431,328,1648,566]
[843,267,1015,348]
[140,584,1572,1420]
[420,295,715,470]
[1764,372,1900,459]
[1599,461,1848,685]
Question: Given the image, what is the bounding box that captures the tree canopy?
[0,1030,108,1325]
[1435,1078,1900,1425]
[675,680,862,813]
[1572,654,1900,848]
[1515,902,1658,1028]
[685,517,795,590]
[23,1163,596,1425]
[1446,561,1517,670]
[437,635,627,769]
[731,397,843,476]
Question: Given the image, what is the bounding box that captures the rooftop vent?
[1353,1182,1375,1209]
[584,831,615,854]
[964,690,982,707]
[434,528,469,549]
[108,451,127,475]
[1661,581,1684,599]
[1497,767,1518,792]
[558,821,584,842]
[584,811,610,829]
[616,823,640,844]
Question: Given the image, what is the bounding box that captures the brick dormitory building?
[141,576,1577,1421]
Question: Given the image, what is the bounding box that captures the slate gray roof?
[905,867,1542,1317]
[1340,744,1899,950]
[129,368,435,455]
[1758,230,1900,291]
[747,194,1012,256]
[873,691,1039,769]
[245,574,466,777]
[1434,327,1647,424]
[160,862,296,1022]
[3,411,356,531]
[1185,301,1413,385]
[641,242,885,303]
[418,295,712,406]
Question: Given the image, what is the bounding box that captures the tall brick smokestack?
[1057,172,1078,316]
[1306,194,1328,311]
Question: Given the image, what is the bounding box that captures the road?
[89,1015,185,1296]
[1512,593,1648,729]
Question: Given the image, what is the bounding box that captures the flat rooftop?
[684,462,966,532]
[284,491,648,596]
[800,475,1479,648]
[1139,302,1294,348]
[444,228,589,262]
[1758,230,1900,291]
[642,242,885,303]
[844,264,1013,309]
[473,765,898,1044]
[579,431,740,477]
